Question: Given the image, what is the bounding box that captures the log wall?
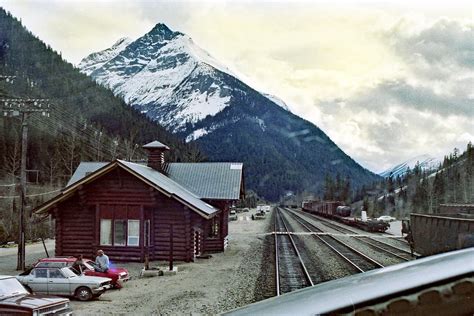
[53,166,231,262]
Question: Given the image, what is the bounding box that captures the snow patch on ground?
[185,128,209,142]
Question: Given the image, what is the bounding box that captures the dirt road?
[0,210,271,315]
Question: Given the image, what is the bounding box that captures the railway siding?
[284,208,412,267]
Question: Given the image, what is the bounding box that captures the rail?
[293,208,413,260]
[282,208,384,273]
[274,208,313,295]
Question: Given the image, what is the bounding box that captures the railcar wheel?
[76,286,93,301]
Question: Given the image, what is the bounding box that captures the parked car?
[252,210,266,220]
[229,210,238,221]
[377,215,396,223]
[16,266,112,301]
[0,275,72,315]
[36,257,129,288]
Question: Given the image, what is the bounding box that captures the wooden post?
[1,98,51,271]
[17,112,28,271]
[169,224,174,271]
[144,252,149,270]
[41,237,49,258]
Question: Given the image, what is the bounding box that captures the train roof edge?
[223,248,474,315]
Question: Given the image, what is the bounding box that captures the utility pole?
[1,98,51,270]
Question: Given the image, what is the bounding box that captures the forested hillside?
[0,9,202,185]
[357,143,474,218]
[0,9,202,243]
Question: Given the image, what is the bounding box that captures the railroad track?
[281,208,384,273]
[290,208,413,261]
[274,208,313,295]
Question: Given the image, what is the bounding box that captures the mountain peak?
[147,23,182,41]
[379,154,441,178]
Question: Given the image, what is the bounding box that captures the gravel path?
[280,211,354,284]
[0,210,270,315]
[0,239,54,275]
[286,209,410,267]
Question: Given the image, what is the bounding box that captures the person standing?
[72,254,84,274]
[95,249,110,272]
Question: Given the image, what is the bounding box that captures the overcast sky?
[1,0,473,172]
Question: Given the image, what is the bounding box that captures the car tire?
[75,286,93,301]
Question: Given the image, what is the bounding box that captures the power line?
[0,189,61,199]
[1,96,51,271]
[0,183,16,187]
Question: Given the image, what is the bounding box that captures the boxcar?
[410,213,474,256]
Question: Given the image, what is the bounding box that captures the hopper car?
[403,206,474,256]
[302,200,389,232]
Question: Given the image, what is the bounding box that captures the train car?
[409,212,474,256]
[335,206,351,217]
[224,248,474,315]
[302,200,389,232]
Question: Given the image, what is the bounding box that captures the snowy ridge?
[379,154,441,178]
[78,23,290,135]
[78,37,132,75]
[262,93,290,111]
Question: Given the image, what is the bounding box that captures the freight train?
[302,200,389,232]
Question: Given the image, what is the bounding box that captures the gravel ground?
[280,211,355,283]
[0,210,271,315]
[0,239,55,275]
[283,209,411,267]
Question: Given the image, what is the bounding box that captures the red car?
[35,257,130,289]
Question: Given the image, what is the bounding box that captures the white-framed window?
[127,220,140,246]
[100,219,112,245]
[114,220,127,246]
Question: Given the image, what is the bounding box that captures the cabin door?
[194,229,202,257]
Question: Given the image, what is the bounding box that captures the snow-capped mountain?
[80,37,132,75]
[79,23,379,200]
[379,154,441,178]
[79,23,278,133]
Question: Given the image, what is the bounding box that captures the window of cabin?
[127,220,140,246]
[100,219,112,245]
[99,205,141,247]
[114,220,127,246]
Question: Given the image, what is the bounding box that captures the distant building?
[34,141,244,262]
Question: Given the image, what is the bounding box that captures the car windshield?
[86,260,99,269]
[0,278,28,298]
[82,261,95,270]
[60,267,78,278]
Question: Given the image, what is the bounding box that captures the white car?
[17,266,112,301]
[377,215,396,222]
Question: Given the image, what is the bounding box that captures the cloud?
[352,79,474,117]
[1,1,471,172]
[313,17,474,172]
[389,18,474,70]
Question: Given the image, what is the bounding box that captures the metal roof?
[68,161,243,200]
[165,162,243,200]
[224,248,474,315]
[118,160,218,216]
[67,162,107,187]
[38,160,221,218]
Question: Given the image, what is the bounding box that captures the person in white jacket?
[95,249,110,272]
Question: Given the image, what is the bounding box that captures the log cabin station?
[33,141,244,262]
